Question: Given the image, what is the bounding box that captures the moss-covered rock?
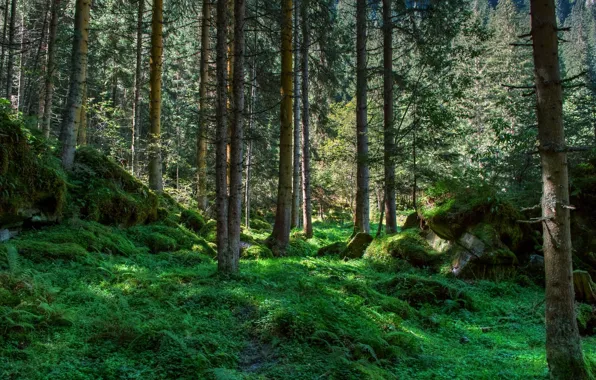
[365,230,443,268]
[242,244,274,260]
[341,233,373,259]
[71,148,158,226]
[180,209,206,233]
[574,270,596,304]
[248,219,271,231]
[126,223,211,254]
[12,241,89,262]
[576,303,596,336]
[401,212,420,230]
[199,219,217,243]
[0,103,67,228]
[317,242,347,257]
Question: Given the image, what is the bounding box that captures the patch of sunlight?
[87,284,116,299]
[401,327,429,341]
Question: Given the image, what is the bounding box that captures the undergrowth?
[1,221,594,379]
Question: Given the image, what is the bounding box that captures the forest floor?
[1,221,595,379]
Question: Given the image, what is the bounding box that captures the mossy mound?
[8,241,89,263]
[180,209,206,233]
[70,148,158,226]
[199,219,217,243]
[242,244,274,260]
[365,230,444,268]
[248,218,271,231]
[0,102,67,227]
[419,183,525,250]
[126,223,213,255]
[341,233,373,259]
[317,241,347,257]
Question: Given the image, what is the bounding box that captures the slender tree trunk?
[382,0,396,233]
[215,0,230,271]
[77,81,87,145]
[270,0,293,252]
[5,0,16,103]
[0,0,8,86]
[42,0,59,138]
[60,0,90,170]
[148,0,164,191]
[355,0,369,234]
[301,0,312,238]
[32,2,50,121]
[226,0,245,273]
[245,61,257,229]
[530,0,589,378]
[412,126,417,211]
[132,0,144,175]
[291,0,301,229]
[196,0,211,211]
[16,12,23,111]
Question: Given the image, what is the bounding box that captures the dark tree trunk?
[355,0,369,234]
[0,0,9,87]
[382,0,396,233]
[132,0,144,175]
[215,0,230,271]
[529,0,589,378]
[60,0,90,170]
[148,0,164,191]
[291,0,301,229]
[245,61,257,229]
[5,0,16,103]
[196,0,211,211]
[270,0,293,252]
[225,0,245,274]
[301,0,312,238]
[42,0,59,138]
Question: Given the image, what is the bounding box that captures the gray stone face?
[0,229,10,242]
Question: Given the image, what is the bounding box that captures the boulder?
[450,224,518,279]
[574,270,596,304]
[424,229,452,253]
[317,241,347,257]
[402,212,421,230]
[341,233,373,259]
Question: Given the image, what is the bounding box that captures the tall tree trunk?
[225,0,245,274]
[132,0,144,175]
[355,0,369,234]
[301,0,312,238]
[148,0,164,192]
[382,0,396,233]
[530,0,589,378]
[270,0,293,252]
[215,0,230,271]
[0,0,9,86]
[5,0,16,103]
[16,11,23,111]
[32,1,50,120]
[77,81,87,145]
[412,127,417,211]
[60,0,90,170]
[196,0,211,211]
[291,0,301,229]
[245,61,257,229]
[42,0,59,138]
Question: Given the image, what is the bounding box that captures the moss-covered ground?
[2,221,595,379]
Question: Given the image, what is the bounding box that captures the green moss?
[317,241,347,257]
[126,223,212,255]
[365,230,443,268]
[248,219,271,231]
[12,241,88,262]
[242,244,274,260]
[180,209,205,233]
[199,219,217,243]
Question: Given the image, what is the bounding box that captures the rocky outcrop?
[317,241,347,257]
[342,233,373,259]
[574,270,596,304]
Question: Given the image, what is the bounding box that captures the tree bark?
[291,0,301,229]
[196,0,211,211]
[148,0,164,191]
[0,0,9,87]
[225,0,245,274]
[382,0,396,233]
[60,0,90,170]
[215,0,230,271]
[77,81,87,145]
[132,0,144,175]
[5,0,16,103]
[355,0,369,235]
[301,0,312,238]
[529,0,589,378]
[245,61,257,229]
[16,11,23,111]
[270,0,293,252]
[42,0,59,138]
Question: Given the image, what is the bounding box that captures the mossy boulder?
[0,103,67,228]
[341,233,373,259]
[450,224,518,279]
[71,147,158,226]
[576,303,596,336]
[242,244,274,260]
[12,241,89,262]
[248,219,271,231]
[199,219,217,243]
[180,209,206,233]
[126,223,211,254]
[365,230,444,268]
[401,212,421,230]
[317,242,347,257]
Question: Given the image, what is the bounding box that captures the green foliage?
[242,245,273,260]
[126,223,213,255]
[248,218,271,231]
[180,209,206,233]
